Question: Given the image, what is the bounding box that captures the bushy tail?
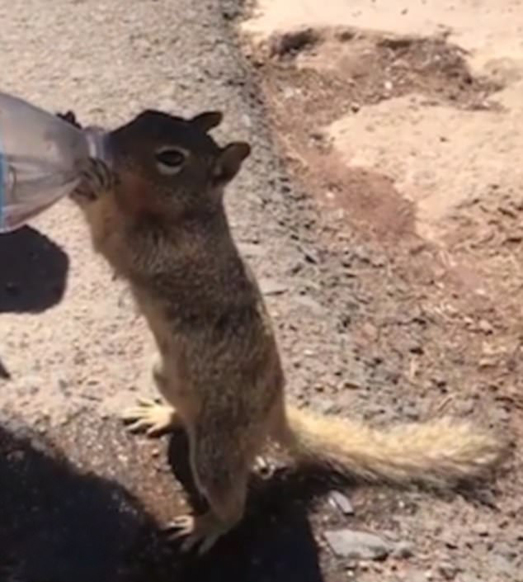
[281,405,506,488]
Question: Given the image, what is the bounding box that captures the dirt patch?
[243,28,501,241]
[242,0,523,73]
[254,28,500,118]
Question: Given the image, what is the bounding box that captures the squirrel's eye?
[155,147,187,174]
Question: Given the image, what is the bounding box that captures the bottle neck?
[84,127,112,167]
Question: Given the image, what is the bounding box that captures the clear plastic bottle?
[0,91,110,233]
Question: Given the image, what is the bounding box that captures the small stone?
[392,540,414,559]
[478,319,493,334]
[329,491,355,515]
[317,398,339,414]
[438,561,458,580]
[408,343,424,355]
[473,522,490,537]
[403,569,429,582]
[479,357,496,369]
[431,374,447,388]
[259,278,288,296]
[302,248,319,264]
[337,30,356,42]
[293,295,325,316]
[442,533,459,549]
[324,529,393,560]
[505,231,523,243]
[238,242,265,258]
[491,554,515,576]
[268,28,318,58]
[241,113,253,128]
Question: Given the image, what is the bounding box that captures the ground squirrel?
[66,109,507,554]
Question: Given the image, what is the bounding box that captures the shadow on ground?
[0,226,69,313]
[0,422,162,582]
[0,421,327,582]
[165,433,329,582]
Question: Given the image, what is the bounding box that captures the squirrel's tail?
[280,405,506,488]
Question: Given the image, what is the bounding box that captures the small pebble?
[491,554,515,576]
[392,540,414,559]
[324,529,393,561]
[403,570,429,582]
[238,241,265,258]
[478,319,493,334]
[329,491,355,516]
[473,522,490,537]
[438,561,459,580]
[259,278,288,296]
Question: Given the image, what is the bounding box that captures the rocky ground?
[0,0,522,581]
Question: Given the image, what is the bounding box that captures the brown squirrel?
[66,109,507,554]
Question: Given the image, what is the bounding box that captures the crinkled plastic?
[0,91,108,232]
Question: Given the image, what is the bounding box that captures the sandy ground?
[0,0,522,581]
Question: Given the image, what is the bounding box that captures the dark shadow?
[0,421,326,582]
[166,432,327,582]
[0,226,69,314]
[0,423,172,582]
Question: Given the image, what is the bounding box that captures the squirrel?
[64,108,507,554]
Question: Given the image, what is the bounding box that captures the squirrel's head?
[108,109,251,220]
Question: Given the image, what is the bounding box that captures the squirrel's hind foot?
[166,512,232,555]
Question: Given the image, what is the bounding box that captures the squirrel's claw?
[166,513,228,555]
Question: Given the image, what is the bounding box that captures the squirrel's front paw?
[70,158,115,205]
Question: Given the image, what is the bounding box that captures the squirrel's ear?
[190,111,223,132]
[213,142,251,185]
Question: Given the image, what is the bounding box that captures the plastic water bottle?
[0,91,109,233]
